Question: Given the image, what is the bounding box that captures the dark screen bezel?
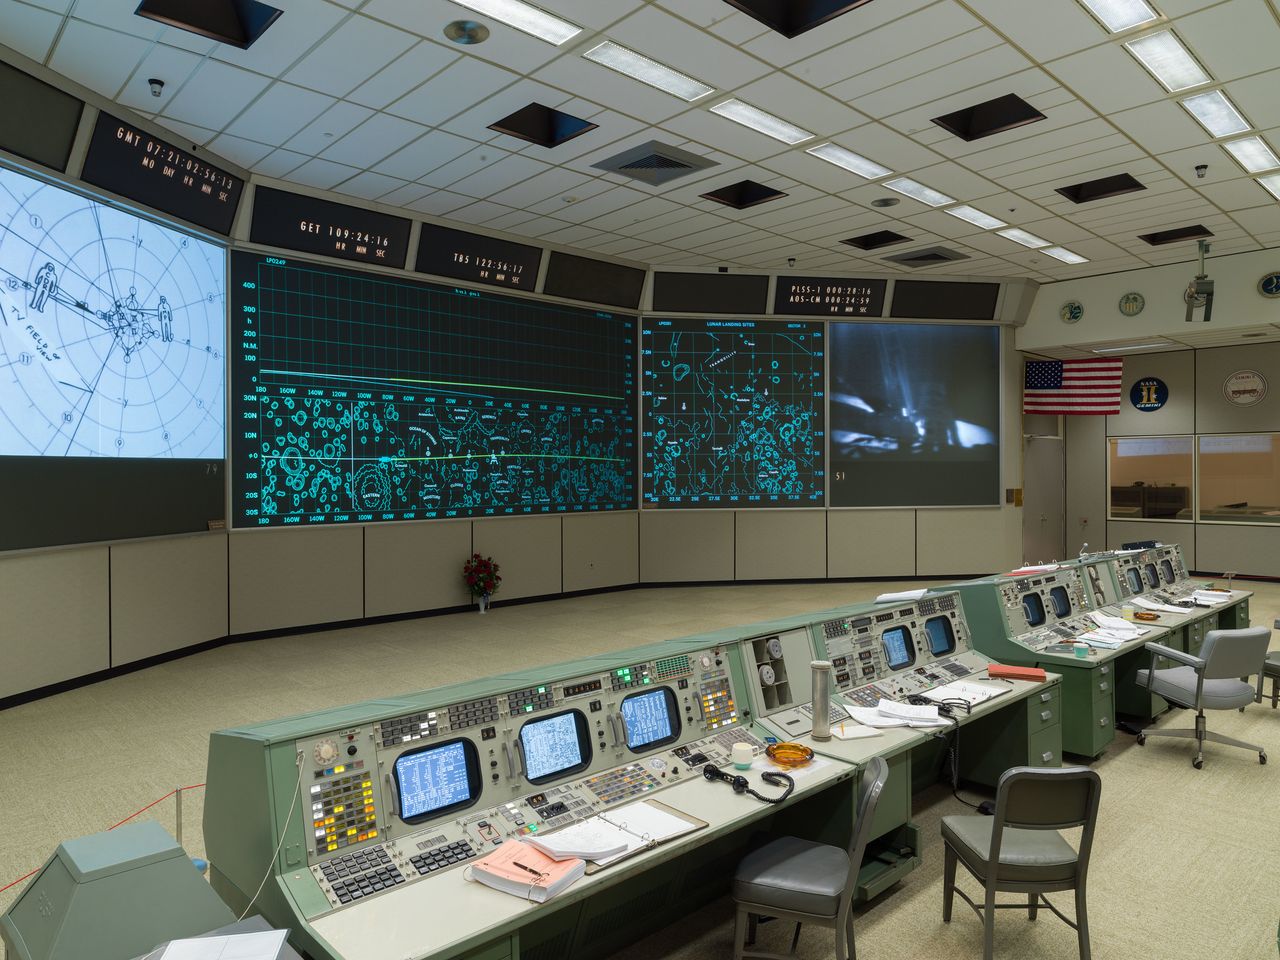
[924,616,956,657]
[881,625,915,670]
[1022,592,1047,627]
[393,737,482,824]
[1126,567,1144,594]
[519,708,593,785]
[1143,563,1160,589]
[620,686,682,753]
[1048,585,1071,619]
[1160,559,1175,584]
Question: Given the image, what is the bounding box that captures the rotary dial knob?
[314,739,340,765]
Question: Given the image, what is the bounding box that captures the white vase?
[477,594,489,614]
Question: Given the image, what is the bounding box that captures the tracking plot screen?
[394,739,479,822]
[621,687,681,752]
[230,252,635,526]
[829,323,999,506]
[520,710,591,784]
[642,319,824,506]
[0,165,225,458]
[882,627,914,670]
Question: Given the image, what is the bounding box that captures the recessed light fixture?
[998,227,1049,248]
[883,177,954,207]
[1077,0,1159,33]
[582,41,713,101]
[1180,90,1250,139]
[443,20,489,44]
[709,99,814,144]
[1043,246,1089,264]
[805,143,891,179]
[449,0,581,45]
[1222,136,1280,174]
[1123,30,1209,92]
[1258,173,1280,201]
[1092,341,1172,353]
[945,205,1007,229]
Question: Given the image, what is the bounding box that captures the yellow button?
[334,765,345,773]
[368,829,378,839]
[347,828,357,836]
[327,843,338,852]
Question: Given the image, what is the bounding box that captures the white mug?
[732,742,753,769]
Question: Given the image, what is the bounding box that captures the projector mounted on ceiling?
[1184,239,1214,323]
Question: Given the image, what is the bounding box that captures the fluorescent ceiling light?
[1222,136,1280,174]
[1078,0,1159,33]
[946,205,1007,229]
[450,0,581,45]
[582,41,713,101]
[1258,173,1280,201]
[1093,341,1172,353]
[998,227,1049,248]
[883,177,954,206]
[1123,30,1209,91]
[805,143,891,179]
[1180,90,1250,138]
[710,99,814,144]
[1043,246,1089,264]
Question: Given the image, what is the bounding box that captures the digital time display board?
[414,222,542,290]
[642,318,824,507]
[774,276,886,317]
[80,112,243,235]
[230,252,636,527]
[249,186,411,268]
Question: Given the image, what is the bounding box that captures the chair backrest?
[990,766,1101,881]
[1199,627,1271,680]
[842,756,889,898]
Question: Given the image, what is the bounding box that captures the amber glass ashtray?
[765,742,815,767]
[1134,611,1160,622]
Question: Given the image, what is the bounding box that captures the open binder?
[531,798,708,874]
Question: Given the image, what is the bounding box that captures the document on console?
[152,931,288,960]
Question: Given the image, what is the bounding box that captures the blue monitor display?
[1160,559,1175,584]
[1022,592,1046,627]
[924,616,956,657]
[520,710,591,784]
[1144,563,1159,589]
[1049,585,1071,619]
[1126,567,1144,594]
[393,739,479,822]
[881,626,914,670]
[621,687,681,752]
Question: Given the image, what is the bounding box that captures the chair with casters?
[730,756,888,960]
[941,765,1102,960]
[1135,626,1270,768]
[1261,620,1280,709]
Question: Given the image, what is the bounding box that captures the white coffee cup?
[732,742,753,769]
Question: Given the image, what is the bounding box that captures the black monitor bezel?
[392,736,482,824]
[1126,567,1144,594]
[519,708,593,785]
[881,625,916,670]
[1160,558,1176,584]
[1048,585,1071,619]
[1022,591,1047,627]
[924,616,957,657]
[1143,562,1160,589]
[620,686,682,753]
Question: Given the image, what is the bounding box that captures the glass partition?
[1108,437,1193,520]
[1197,434,1280,523]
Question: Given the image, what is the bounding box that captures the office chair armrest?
[1143,642,1204,670]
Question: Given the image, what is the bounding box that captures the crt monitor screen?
[393,738,480,823]
[1022,592,1046,627]
[520,709,592,784]
[1144,563,1160,589]
[1049,585,1071,619]
[924,616,956,657]
[1126,567,1144,594]
[1160,559,1176,584]
[881,626,915,670]
[621,687,682,752]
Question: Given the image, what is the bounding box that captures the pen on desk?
[512,860,545,879]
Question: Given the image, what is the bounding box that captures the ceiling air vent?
[592,140,718,186]
[882,246,970,268]
[842,230,909,251]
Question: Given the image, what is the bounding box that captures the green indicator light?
[529,824,538,831]
[643,677,651,684]
[525,705,534,712]
[537,686,545,693]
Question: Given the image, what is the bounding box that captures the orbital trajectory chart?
[230,252,636,526]
[642,319,825,506]
[0,166,225,458]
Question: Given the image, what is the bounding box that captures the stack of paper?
[145,931,288,960]
[469,839,585,902]
[874,588,927,604]
[528,799,703,868]
[1078,612,1148,647]
[919,680,1010,707]
[848,700,949,729]
[1192,590,1232,605]
[1132,596,1190,615]
[1009,563,1060,575]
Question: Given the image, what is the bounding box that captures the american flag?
[1023,358,1124,415]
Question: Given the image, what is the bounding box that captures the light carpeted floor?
[2,579,1279,960]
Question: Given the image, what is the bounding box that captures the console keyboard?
[319,846,405,904]
[409,840,476,876]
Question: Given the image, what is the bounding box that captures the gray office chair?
[1261,619,1280,709]
[1135,626,1270,768]
[730,756,888,960]
[941,766,1102,960]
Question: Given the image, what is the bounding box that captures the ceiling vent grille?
[592,141,717,185]
[882,246,970,267]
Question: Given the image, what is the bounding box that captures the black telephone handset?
[702,763,795,805]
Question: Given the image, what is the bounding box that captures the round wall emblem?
[1060,300,1084,324]
[1259,272,1280,298]
[1223,370,1268,406]
[1130,377,1168,412]
[1118,292,1145,316]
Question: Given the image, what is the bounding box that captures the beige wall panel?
[472,516,562,602]
[229,527,364,634]
[111,534,228,665]
[1195,524,1280,577]
[563,513,639,593]
[0,546,108,698]
[364,520,473,617]
[735,510,826,580]
[1195,342,1280,434]
[1106,350,1194,436]
[1065,414,1106,556]
[639,510,734,582]
[917,507,1021,575]
[827,510,915,578]
[1106,521,1195,570]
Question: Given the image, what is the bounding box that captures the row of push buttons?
[320,848,404,904]
[410,840,476,875]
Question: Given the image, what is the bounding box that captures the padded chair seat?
[732,836,849,917]
[1265,653,1280,676]
[1136,665,1256,710]
[941,815,1078,883]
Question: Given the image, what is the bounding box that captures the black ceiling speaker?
[135,0,283,49]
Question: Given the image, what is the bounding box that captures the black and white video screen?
[829,323,1000,507]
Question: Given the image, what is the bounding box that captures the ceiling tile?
[607,5,773,91]
[286,100,374,156]
[1177,0,1280,82]
[0,2,63,62]
[1047,43,1166,114]
[962,0,1105,62]
[254,149,310,179]
[373,129,478,181]
[210,0,350,72]
[48,20,151,99]
[386,55,518,127]
[321,113,426,167]
[206,133,274,169]
[224,82,335,144]
[288,157,363,191]
[284,14,417,98]
[160,59,272,132]
[346,41,459,110]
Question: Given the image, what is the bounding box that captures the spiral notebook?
[531,798,706,872]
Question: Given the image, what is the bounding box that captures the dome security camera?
[148,78,164,98]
